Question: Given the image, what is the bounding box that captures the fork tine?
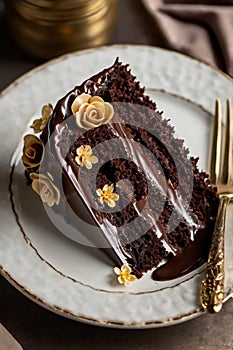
[210,99,222,185]
[222,99,233,184]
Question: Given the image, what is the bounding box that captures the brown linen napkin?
[0,324,23,350]
[141,0,233,76]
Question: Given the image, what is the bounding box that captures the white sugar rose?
[30,172,60,207]
[71,93,114,130]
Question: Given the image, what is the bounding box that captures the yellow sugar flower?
[114,264,137,286]
[75,145,98,169]
[96,184,119,208]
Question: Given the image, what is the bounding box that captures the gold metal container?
[4,0,118,60]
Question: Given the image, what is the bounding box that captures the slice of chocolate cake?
[23,58,219,284]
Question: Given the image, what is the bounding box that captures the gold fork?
[200,99,233,314]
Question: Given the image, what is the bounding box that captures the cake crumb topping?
[114,264,137,286]
[75,145,98,169]
[71,93,114,130]
[96,184,119,208]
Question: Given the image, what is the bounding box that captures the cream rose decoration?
[30,172,60,207]
[31,103,53,133]
[22,134,44,169]
[71,93,114,130]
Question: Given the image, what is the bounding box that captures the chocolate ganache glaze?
[40,58,219,280]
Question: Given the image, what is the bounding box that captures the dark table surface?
[1,1,233,349]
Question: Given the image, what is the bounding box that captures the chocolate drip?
[152,226,213,281]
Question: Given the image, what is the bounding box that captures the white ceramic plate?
[1,45,233,328]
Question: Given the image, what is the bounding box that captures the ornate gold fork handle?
[200,195,231,313]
